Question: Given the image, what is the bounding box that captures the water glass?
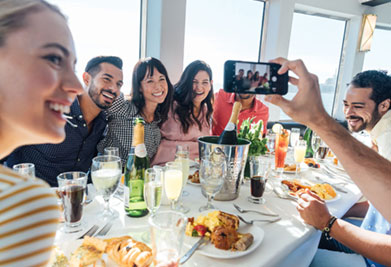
[311,132,322,156]
[164,162,183,210]
[144,168,162,215]
[294,140,307,178]
[91,155,122,219]
[57,172,87,233]
[175,145,190,213]
[248,157,270,204]
[104,147,119,157]
[199,157,226,212]
[149,211,186,267]
[266,130,276,154]
[13,163,35,177]
[290,128,301,147]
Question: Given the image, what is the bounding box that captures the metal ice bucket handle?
[210,147,227,163]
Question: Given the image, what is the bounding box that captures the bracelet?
[322,216,337,240]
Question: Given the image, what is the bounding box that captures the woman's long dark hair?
[131,57,174,126]
[174,60,213,134]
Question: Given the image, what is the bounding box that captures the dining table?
[54,155,362,267]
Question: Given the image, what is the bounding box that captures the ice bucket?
[198,136,250,201]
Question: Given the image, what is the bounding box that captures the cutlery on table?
[233,204,279,217]
[77,225,99,239]
[179,236,208,265]
[238,215,281,225]
[94,221,113,236]
[273,186,297,201]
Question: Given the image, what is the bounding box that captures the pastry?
[211,226,239,250]
[70,236,106,267]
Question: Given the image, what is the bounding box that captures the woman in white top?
[0,1,83,266]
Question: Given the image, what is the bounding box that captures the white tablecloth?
[55,161,362,267]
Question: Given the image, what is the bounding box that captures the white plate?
[188,180,201,186]
[324,192,341,203]
[184,222,264,259]
[189,159,199,168]
[279,181,340,202]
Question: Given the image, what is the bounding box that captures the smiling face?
[140,68,168,106]
[87,62,123,109]
[192,70,212,106]
[0,7,83,149]
[343,86,380,132]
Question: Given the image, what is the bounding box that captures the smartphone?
[224,60,288,95]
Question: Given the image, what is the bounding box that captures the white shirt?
[369,110,391,161]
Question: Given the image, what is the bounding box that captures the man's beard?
[88,82,115,110]
[237,94,253,100]
[346,107,381,132]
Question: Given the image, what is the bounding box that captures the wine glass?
[144,168,162,215]
[290,128,301,148]
[174,145,190,213]
[164,162,183,210]
[13,163,35,177]
[311,132,322,159]
[91,155,122,219]
[104,147,119,157]
[199,157,226,212]
[294,140,307,178]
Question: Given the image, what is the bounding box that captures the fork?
[233,204,279,217]
[77,225,99,239]
[238,215,281,225]
[94,221,113,236]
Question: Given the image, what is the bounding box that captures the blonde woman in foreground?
[0,1,83,266]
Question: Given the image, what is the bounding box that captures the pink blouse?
[151,105,211,166]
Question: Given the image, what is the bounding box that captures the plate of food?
[280,179,339,202]
[184,210,264,259]
[188,169,200,185]
[52,235,153,267]
[283,163,309,174]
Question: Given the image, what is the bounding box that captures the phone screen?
[224,60,288,95]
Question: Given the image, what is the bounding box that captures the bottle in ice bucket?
[217,101,242,145]
[124,118,149,217]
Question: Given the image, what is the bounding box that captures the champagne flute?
[311,132,322,159]
[294,140,307,178]
[175,145,190,213]
[290,128,301,148]
[164,162,183,210]
[91,155,122,219]
[199,157,226,212]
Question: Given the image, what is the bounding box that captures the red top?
[212,89,269,136]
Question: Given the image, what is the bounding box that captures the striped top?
[0,165,59,267]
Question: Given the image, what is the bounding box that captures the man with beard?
[4,56,123,186]
[344,70,391,160]
[212,90,269,136]
[299,70,391,267]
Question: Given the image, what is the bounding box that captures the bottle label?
[135,144,147,158]
[124,185,130,208]
[225,122,235,131]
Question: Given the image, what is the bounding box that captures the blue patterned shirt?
[5,99,108,186]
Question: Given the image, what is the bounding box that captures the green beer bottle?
[303,127,314,158]
[124,118,149,217]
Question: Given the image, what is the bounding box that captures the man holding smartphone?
[212,89,269,136]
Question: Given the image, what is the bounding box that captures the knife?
[94,221,113,236]
[179,236,208,265]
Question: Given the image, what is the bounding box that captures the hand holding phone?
[224,60,288,95]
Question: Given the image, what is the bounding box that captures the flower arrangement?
[238,118,268,156]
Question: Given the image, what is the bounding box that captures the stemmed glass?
[175,145,190,213]
[91,155,122,219]
[164,162,183,210]
[104,147,119,157]
[199,157,226,212]
[311,131,322,159]
[294,140,307,178]
[290,128,301,148]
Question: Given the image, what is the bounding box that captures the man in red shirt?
[212,89,269,136]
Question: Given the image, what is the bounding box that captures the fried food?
[188,170,200,183]
[70,236,106,267]
[283,164,297,172]
[211,226,239,250]
[105,236,152,267]
[311,184,337,200]
[281,179,311,192]
[233,233,254,251]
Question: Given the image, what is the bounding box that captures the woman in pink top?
[152,60,214,165]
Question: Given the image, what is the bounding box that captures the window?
[284,12,346,120]
[362,27,391,74]
[48,0,141,94]
[183,0,265,91]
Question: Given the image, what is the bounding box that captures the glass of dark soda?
[248,157,270,204]
[57,171,87,233]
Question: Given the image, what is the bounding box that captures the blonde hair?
[0,0,64,46]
